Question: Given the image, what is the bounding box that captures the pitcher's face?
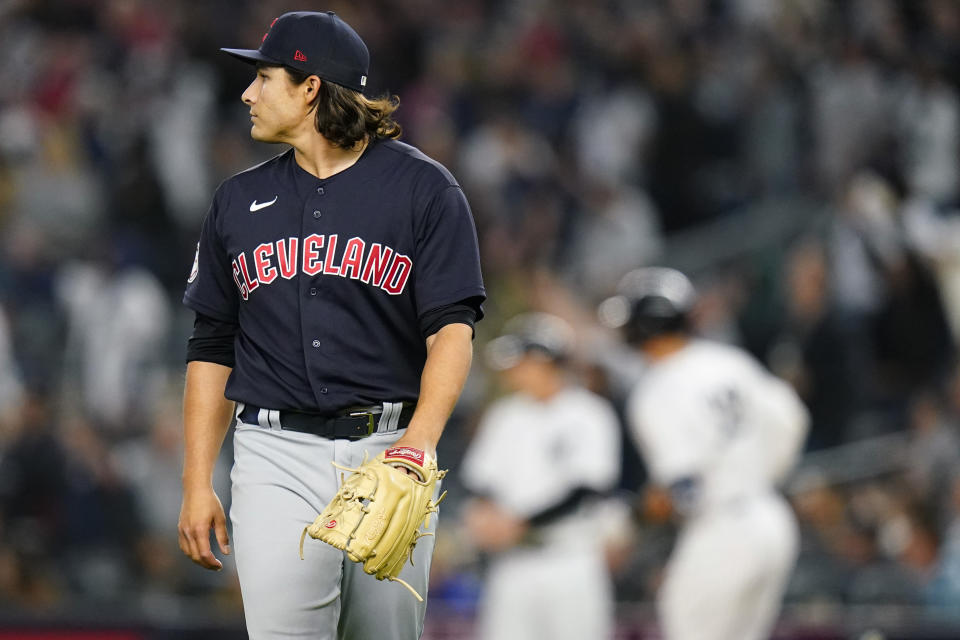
[242,66,314,143]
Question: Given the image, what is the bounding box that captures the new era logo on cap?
[221,11,371,93]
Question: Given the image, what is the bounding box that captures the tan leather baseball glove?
[299,446,447,601]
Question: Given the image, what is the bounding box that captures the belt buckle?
[349,410,377,436]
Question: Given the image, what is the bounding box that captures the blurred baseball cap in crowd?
[221,11,369,93]
[485,312,575,371]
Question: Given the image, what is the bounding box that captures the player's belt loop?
[269,409,282,430]
[235,402,245,423]
[378,401,402,433]
[257,408,282,430]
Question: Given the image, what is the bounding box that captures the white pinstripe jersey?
[462,385,621,521]
[627,340,809,512]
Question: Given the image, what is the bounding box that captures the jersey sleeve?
[458,405,506,496]
[755,373,810,484]
[182,187,239,322]
[413,185,486,318]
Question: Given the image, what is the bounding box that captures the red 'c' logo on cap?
[262,17,278,43]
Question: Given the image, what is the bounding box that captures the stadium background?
[1,0,960,638]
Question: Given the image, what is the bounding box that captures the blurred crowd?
[2,0,960,633]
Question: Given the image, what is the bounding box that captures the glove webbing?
[297,458,447,602]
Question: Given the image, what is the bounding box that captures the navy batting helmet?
[485,312,575,371]
[598,267,696,345]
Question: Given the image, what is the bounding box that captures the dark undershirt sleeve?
[186,312,239,367]
[462,485,603,529]
[527,487,600,528]
[419,299,481,339]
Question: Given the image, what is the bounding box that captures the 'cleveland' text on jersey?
[232,235,413,300]
[183,140,486,414]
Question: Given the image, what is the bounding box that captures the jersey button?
[312,339,321,348]
[317,187,325,195]
[313,210,322,219]
[320,387,328,394]
[309,287,317,296]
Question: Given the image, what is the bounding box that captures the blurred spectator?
[832,172,956,412]
[929,475,960,616]
[104,133,181,289]
[0,305,24,430]
[765,238,866,449]
[112,397,234,600]
[809,34,893,194]
[645,46,716,232]
[565,180,663,297]
[59,417,143,601]
[570,82,656,189]
[869,249,956,407]
[788,476,862,603]
[55,248,171,434]
[0,392,68,609]
[0,224,66,390]
[904,389,960,530]
[13,115,105,252]
[896,54,960,206]
[458,108,557,225]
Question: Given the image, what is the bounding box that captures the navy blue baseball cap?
[221,11,369,93]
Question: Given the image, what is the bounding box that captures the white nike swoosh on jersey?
[250,196,279,212]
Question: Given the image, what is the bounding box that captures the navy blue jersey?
[183,139,485,412]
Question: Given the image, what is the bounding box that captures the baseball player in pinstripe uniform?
[600,267,809,640]
[461,313,621,640]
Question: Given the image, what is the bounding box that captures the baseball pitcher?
[177,11,485,639]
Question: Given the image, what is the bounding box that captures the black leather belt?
[237,403,415,439]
